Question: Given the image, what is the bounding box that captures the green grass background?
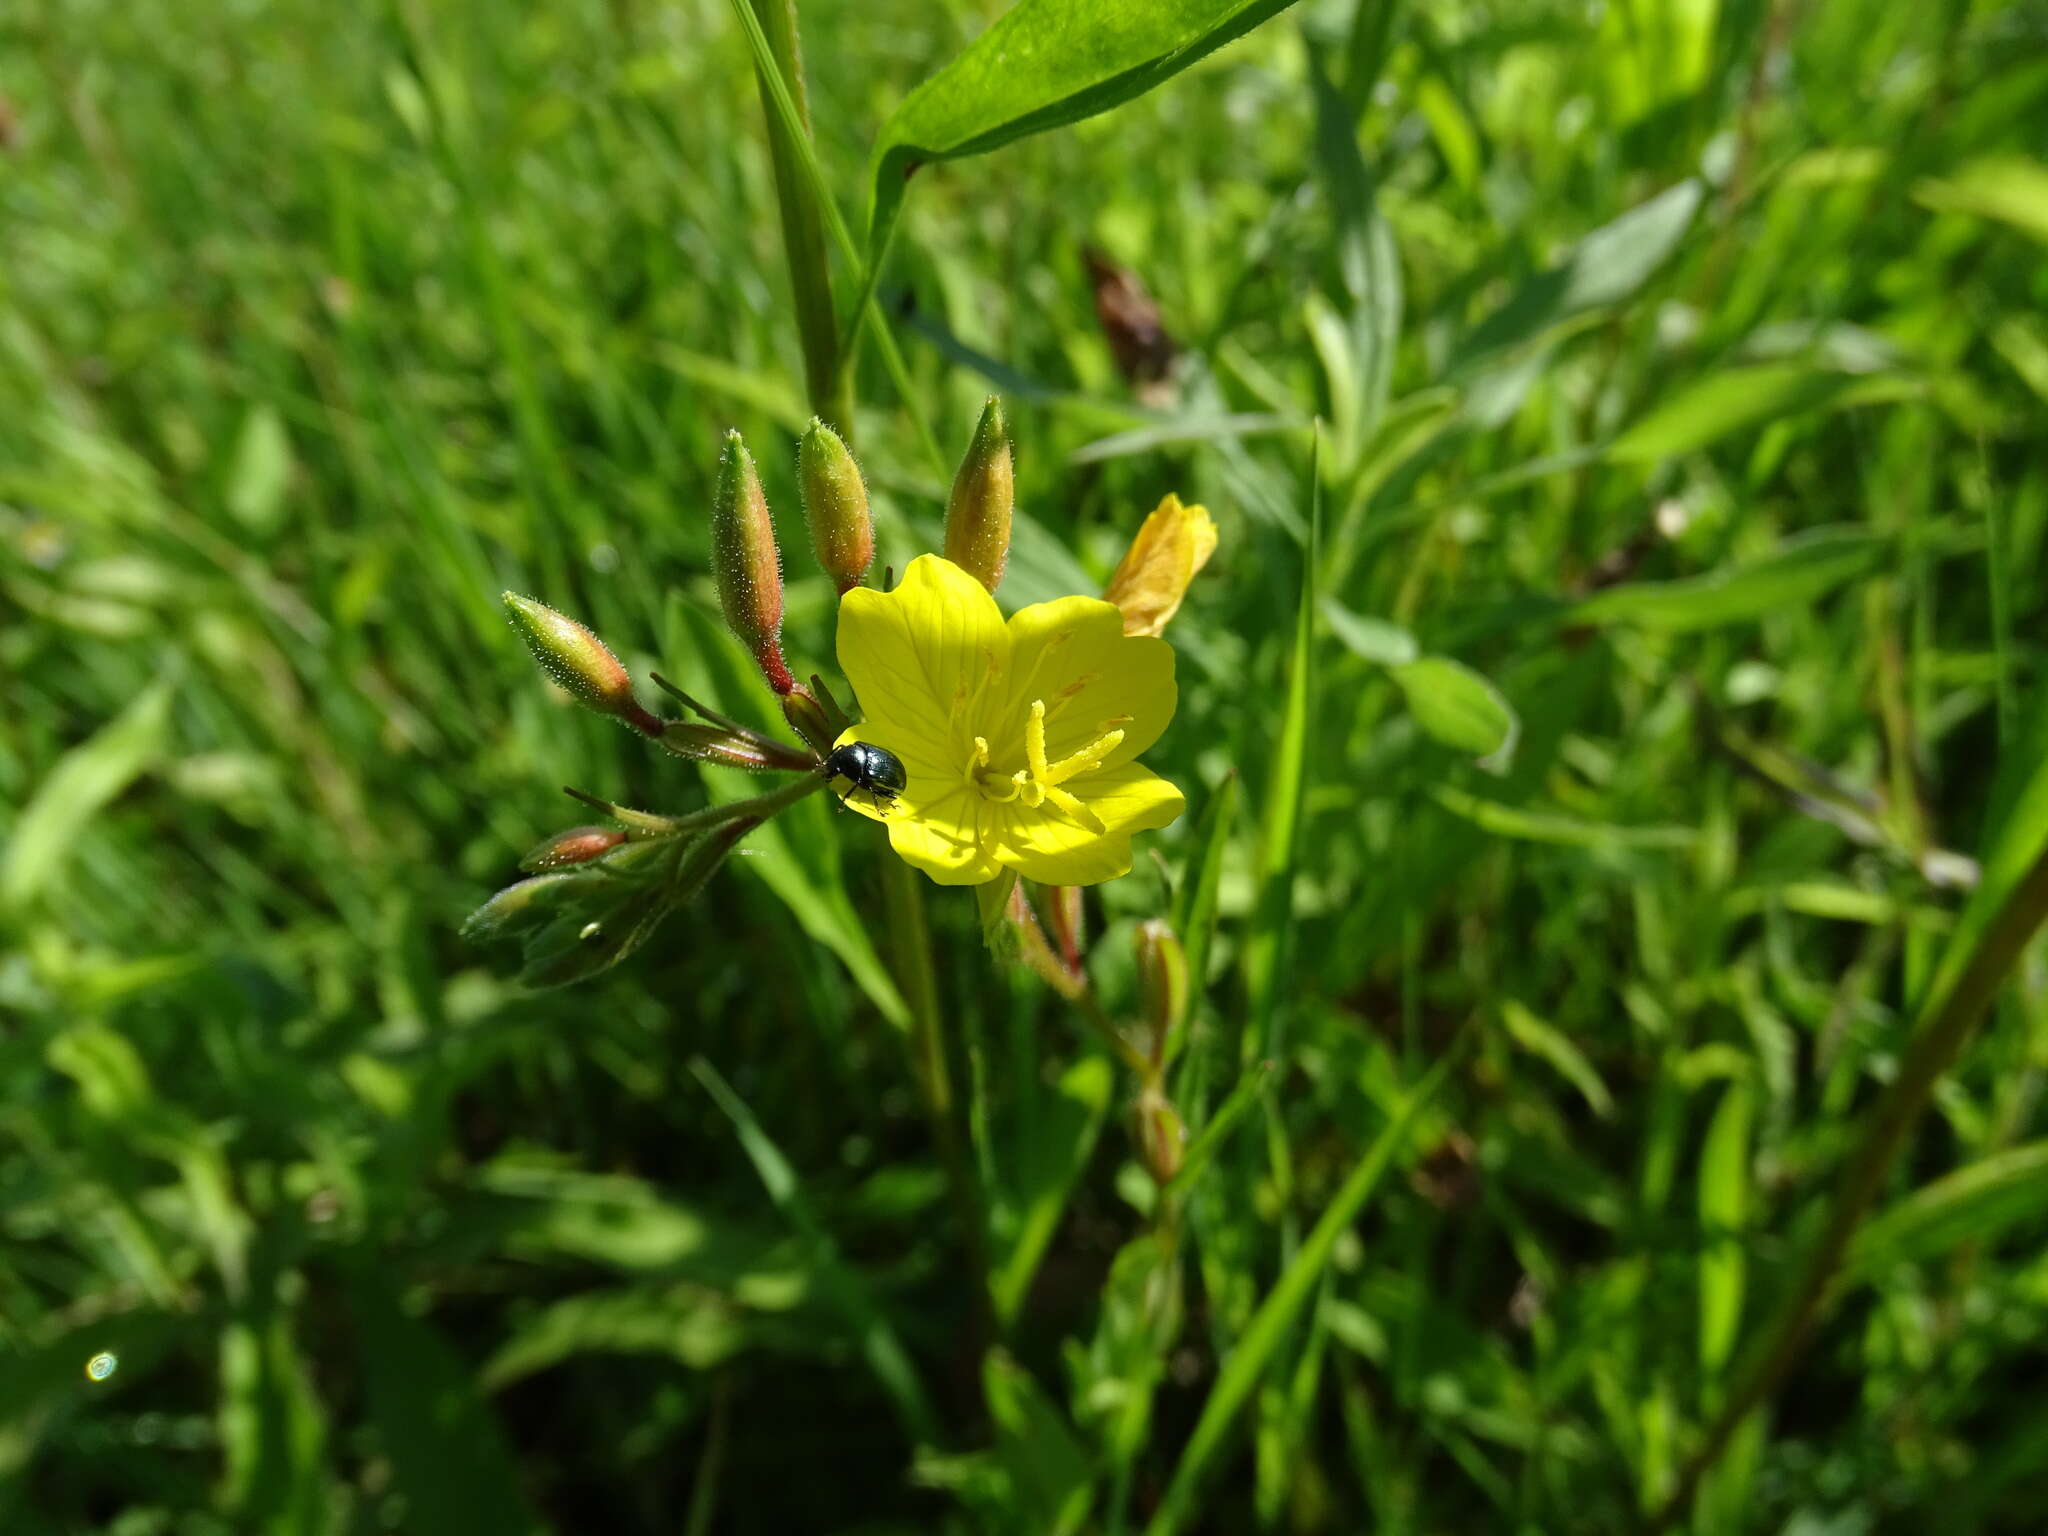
[6,0,2048,1529]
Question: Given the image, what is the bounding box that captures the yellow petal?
[837,554,1006,748]
[992,764,1186,886]
[996,595,1176,773]
[1101,494,1218,637]
[887,786,1004,886]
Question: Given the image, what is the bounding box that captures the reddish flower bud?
[1045,884,1085,979]
[778,682,835,756]
[711,431,792,693]
[519,825,627,872]
[798,418,874,595]
[942,396,1014,593]
[503,593,662,734]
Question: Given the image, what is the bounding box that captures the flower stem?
[878,848,993,1335]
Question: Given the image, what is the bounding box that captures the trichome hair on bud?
[942,395,1014,593]
[502,592,662,735]
[712,430,793,694]
[798,418,874,595]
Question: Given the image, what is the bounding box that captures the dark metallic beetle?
[823,741,907,813]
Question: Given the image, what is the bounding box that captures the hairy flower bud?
[798,418,874,595]
[942,396,1014,593]
[659,721,814,772]
[519,825,627,873]
[712,430,792,693]
[503,593,661,733]
[1134,918,1189,1050]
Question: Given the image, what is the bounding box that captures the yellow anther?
[1045,728,1124,786]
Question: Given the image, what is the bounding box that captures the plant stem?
[743,0,852,431]
[879,847,993,1336]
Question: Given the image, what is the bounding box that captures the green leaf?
[217,1309,331,1531]
[992,1055,1114,1328]
[1432,787,1695,853]
[1166,771,1239,1066]
[1242,436,1321,1062]
[225,404,293,535]
[1454,180,1702,366]
[1320,599,1417,666]
[867,0,1300,256]
[689,1056,938,1444]
[481,1282,787,1389]
[1607,363,1918,463]
[1847,1140,2048,1279]
[3,676,173,910]
[1565,526,1887,631]
[1144,1044,1464,1536]
[1499,1000,1615,1119]
[983,1349,1096,1535]
[1389,656,1518,763]
[1698,1080,1754,1375]
[1914,156,2048,245]
[351,1276,545,1536]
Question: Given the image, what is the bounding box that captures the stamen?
[1024,699,1051,784]
[1042,784,1106,834]
[1045,728,1124,786]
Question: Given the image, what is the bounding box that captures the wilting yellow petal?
[1101,494,1218,637]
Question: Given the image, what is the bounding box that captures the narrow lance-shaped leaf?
[867,0,1300,258]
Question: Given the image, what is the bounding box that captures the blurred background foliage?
[5,0,2048,1530]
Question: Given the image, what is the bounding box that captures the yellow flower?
[835,555,1186,886]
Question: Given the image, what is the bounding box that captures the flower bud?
[461,872,585,941]
[712,430,792,693]
[503,593,662,733]
[1132,1084,1187,1186]
[798,418,874,594]
[777,682,835,756]
[942,396,1014,593]
[519,825,627,873]
[659,721,814,773]
[1134,917,1189,1050]
[1006,880,1084,1000]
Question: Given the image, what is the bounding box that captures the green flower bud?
[519,825,627,872]
[798,418,874,595]
[712,431,792,694]
[943,396,1014,593]
[461,872,586,941]
[503,593,662,734]
[1132,1085,1187,1186]
[1134,917,1189,1046]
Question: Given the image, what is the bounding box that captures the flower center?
[967,699,1126,833]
